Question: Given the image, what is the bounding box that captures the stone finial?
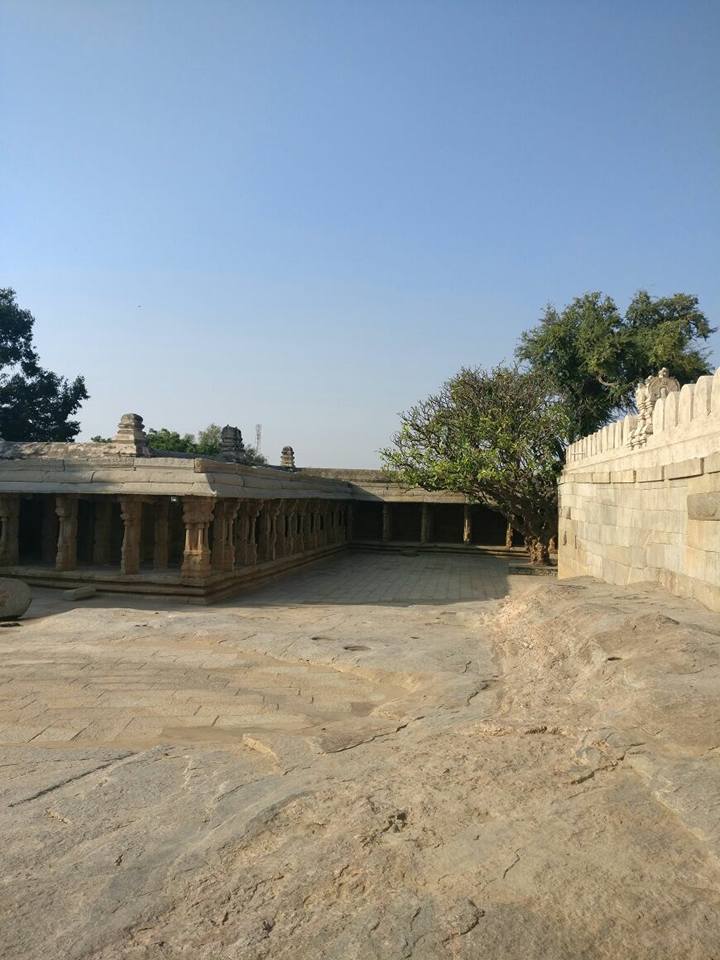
[281,446,296,469]
[221,425,245,462]
[113,413,149,456]
[628,368,680,448]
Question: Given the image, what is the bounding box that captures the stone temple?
[0,414,516,602]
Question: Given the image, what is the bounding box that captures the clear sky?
[2,0,719,466]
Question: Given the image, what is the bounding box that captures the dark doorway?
[353,502,382,540]
[432,504,464,543]
[77,499,94,564]
[390,503,422,542]
[471,505,508,545]
[18,496,45,564]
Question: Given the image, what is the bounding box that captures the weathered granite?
[560,368,720,612]
[0,577,31,619]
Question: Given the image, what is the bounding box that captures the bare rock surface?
[1,554,720,959]
[0,576,31,620]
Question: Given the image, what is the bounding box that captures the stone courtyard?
[3,551,720,959]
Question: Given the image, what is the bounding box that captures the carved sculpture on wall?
[628,368,680,448]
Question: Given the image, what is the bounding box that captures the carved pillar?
[212,499,240,572]
[245,501,262,565]
[93,499,113,565]
[234,502,248,565]
[309,506,317,549]
[313,504,322,549]
[287,507,295,555]
[463,504,472,545]
[420,503,432,544]
[119,497,143,575]
[296,502,307,553]
[265,501,281,561]
[153,498,170,570]
[382,503,392,542]
[55,495,79,571]
[505,522,514,549]
[0,494,20,566]
[276,501,288,558]
[317,504,326,547]
[180,497,215,579]
[41,496,58,563]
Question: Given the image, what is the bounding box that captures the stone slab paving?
[4,556,720,959]
[0,551,525,750]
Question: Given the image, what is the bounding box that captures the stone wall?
[558,369,720,612]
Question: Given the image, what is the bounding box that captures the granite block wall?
[559,370,720,612]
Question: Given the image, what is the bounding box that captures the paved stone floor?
[241,550,515,604]
[0,551,524,750]
[5,554,720,959]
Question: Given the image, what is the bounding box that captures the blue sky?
[2,0,719,466]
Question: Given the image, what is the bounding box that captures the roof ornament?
[281,446,296,470]
[628,368,680,448]
[221,425,245,462]
[113,413,149,456]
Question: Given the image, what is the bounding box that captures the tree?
[381,366,570,563]
[517,291,714,440]
[241,444,267,466]
[146,428,197,454]
[145,423,267,464]
[195,423,221,455]
[0,288,88,441]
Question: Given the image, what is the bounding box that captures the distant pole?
[255,423,262,454]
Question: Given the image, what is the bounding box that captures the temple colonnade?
[0,493,352,580]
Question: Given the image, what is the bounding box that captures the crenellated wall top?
[564,368,720,471]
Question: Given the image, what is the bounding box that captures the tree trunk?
[528,539,550,565]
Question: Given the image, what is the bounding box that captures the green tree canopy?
[146,424,267,464]
[381,366,570,562]
[146,428,197,453]
[517,291,714,440]
[195,423,221,455]
[0,288,88,441]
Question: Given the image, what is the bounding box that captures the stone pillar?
[234,502,250,566]
[420,503,432,544]
[266,501,281,561]
[93,499,113,565]
[212,499,240,572]
[463,504,472,545]
[41,496,58,563]
[296,502,307,553]
[119,497,143,575]
[276,501,288,557]
[245,501,262,565]
[0,494,20,566]
[55,495,79,571]
[312,504,321,549]
[382,503,392,542]
[153,498,170,570]
[346,503,354,543]
[317,504,326,547]
[180,497,215,580]
[260,503,272,561]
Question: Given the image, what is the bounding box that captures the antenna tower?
[255,423,262,454]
